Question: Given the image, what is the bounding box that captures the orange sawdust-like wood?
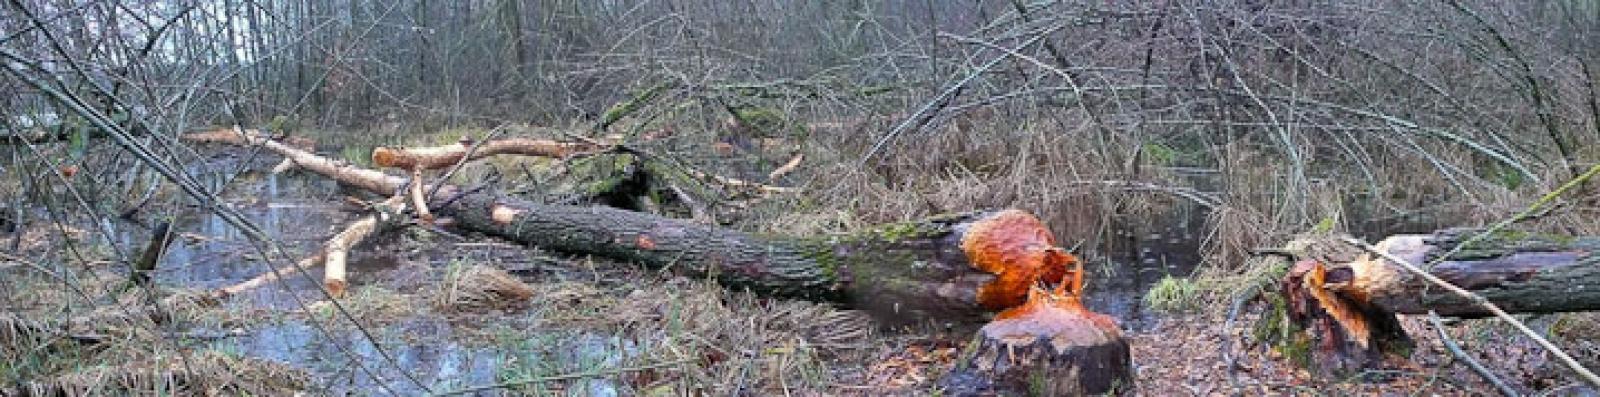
[959,209,1078,310]
[1297,259,1374,349]
[371,138,601,170]
[984,284,1121,346]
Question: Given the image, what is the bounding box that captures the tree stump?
[942,263,1134,396]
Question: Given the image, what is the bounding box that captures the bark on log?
[1339,229,1600,317]
[180,129,1078,322]
[130,221,176,287]
[1274,229,1600,376]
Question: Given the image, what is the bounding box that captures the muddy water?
[1082,209,1209,331]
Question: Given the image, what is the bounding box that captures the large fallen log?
[1338,230,1600,317]
[1271,229,1600,375]
[180,130,1074,322]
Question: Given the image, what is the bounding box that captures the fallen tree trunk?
[1272,229,1600,375]
[1338,229,1600,317]
[181,130,1076,322]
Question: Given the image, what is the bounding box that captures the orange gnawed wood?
[985,285,1121,347]
[1281,255,1411,377]
[371,138,602,170]
[943,272,1132,395]
[958,209,1078,310]
[1298,260,1373,349]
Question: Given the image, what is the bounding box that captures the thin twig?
[1427,311,1519,397]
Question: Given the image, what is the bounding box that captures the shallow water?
[87,149,1436,392]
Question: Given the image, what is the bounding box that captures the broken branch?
[370,138,601,170]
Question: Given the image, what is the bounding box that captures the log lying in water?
[1276,230,1600,375]
[179,129,1080,322]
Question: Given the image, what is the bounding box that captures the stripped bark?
[1336,230,1600,317]
[217,197,404,299]
[370,138,601,170]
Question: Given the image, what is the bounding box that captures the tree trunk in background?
[1273,230,1600,376]
[415,0,430,98]
[499,0,526,92]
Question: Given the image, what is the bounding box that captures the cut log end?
[942,286,1133,396]
[960,209,1079,310]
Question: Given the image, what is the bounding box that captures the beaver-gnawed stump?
[941,272,1134,396]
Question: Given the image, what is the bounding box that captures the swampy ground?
[5,131,1593,396]
[8,2,1600,394]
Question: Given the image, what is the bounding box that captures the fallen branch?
[768,153,804,181]
[1427,311,1518,396]
[130,221,176,287]
[185,129,1085,322]
[370,137,601,170]
[217,197,405,299]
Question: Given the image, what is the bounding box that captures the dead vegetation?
[435,263,535,312]
[8,351,310,397]
[6,0,1600,394]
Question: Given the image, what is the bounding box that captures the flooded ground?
[5,145,1567,396]
[8,143,1466,397]
[77,150,1219,394]
[84,152,1209,393]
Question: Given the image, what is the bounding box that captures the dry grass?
[435,263,535,312]
[9,350,309,396]
[508,274,880,394]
